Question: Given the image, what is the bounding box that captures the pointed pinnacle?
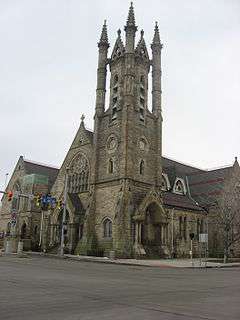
[126,2,136,27]
[98,20,109,47]
[152,21,161,45]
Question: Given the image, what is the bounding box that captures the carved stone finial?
[117,29,121,37]
[81,114,85,123]
[140,29,144,38]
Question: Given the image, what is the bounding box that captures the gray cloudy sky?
[0,0,240,191]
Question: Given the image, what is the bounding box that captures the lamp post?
[60,167,69,256]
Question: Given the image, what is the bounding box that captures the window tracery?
[68,153,90,193]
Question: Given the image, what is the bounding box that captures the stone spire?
[95,20,109,116]
[152,22,161,46]
[151,22,162,115]
[126,2,136,28]
[98,20,109,47]
[124,2,137,53]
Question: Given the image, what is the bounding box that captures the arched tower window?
[111,74,119,121]
[114,74,119,85]
[68,153,90,193]
[139,75,145,122]
[108,159,114,174]
[140,160,145,175]
[103,218,112,238]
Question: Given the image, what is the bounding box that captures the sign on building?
[199,233,208,243]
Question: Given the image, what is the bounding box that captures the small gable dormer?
[173,178,187,195]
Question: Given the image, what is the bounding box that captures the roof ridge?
[205,164,232,172]
[162,154,205,171]
[24,159,59,170]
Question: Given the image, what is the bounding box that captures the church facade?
[47,4,206,258]
[2,4,239,259]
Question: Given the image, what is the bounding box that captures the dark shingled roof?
[162,192,204,212]
[162,156,203,187]
[188,166,232,207]
[162,157,203,175]
[24,160,59,188]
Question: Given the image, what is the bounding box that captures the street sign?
[199,233,208,243]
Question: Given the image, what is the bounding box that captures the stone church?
[47,3,206,258]
[1,4,239,258]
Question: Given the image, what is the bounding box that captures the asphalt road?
[0,256,239,320]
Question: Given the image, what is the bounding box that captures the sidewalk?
[26,252,240,268]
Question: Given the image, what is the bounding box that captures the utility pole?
[60,167,69,256]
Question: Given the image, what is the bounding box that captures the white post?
[171,209,174,258]
[60,168,69,256]
[39,210,44,248]
[190,239,193,266]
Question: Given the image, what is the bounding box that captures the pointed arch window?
[21,222,27,239]
[103,218,112,238]
[108,159,114,174]
[139,75,145,122]
[173,178,186,195]
[114,74,119,85]
[140,160,145,175]
[112,74,119,120]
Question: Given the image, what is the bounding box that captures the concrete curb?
[2,251,240,269]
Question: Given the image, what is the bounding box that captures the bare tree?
[211,164,240,263]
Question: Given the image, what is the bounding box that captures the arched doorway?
[20,222,27,239]
[141,202,168,257]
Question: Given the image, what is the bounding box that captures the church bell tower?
[83,3,164,257]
